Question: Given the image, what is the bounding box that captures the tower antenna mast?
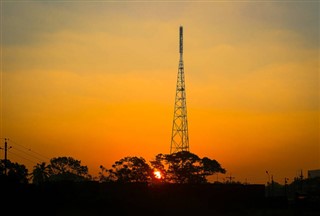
[170,26,190,154]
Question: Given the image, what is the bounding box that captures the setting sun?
[154,171,162,179]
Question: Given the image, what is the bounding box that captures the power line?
[10,147,44,163]
[1,138,51,170]
[8,151,38,166]
[8,139,50,161]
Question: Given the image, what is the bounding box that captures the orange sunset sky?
[1,1,319,184]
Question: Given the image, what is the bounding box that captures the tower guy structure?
[170,26,190,154]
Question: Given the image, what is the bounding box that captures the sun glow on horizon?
[154,170,162,179]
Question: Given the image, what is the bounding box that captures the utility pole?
[300,170,303,180]
[1,138,11,175]
[284,177,289,196]
[266,171,274,197]
[299,169,304,192]
[226,173,235,183]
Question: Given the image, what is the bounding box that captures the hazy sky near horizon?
[1,1,319,184]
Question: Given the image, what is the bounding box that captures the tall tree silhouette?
[151,151,226,184]
[48,156,91,182]
[103,156,151,183]
[0,159,29,184]
[32,162,50,184]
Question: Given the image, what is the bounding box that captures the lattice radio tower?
[170,26,189,154]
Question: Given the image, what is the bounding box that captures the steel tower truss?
[170,26,189,154]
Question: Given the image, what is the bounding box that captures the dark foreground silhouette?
[2,181,319,216]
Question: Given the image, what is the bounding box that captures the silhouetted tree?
[201,157,226,177]
[151,151,226,184]
[0,159,29,184]
[32,162,50,184]
[0,159,6,175]
[47,156,92,182]
[150,153,168,182]
[98,165,117,182]
[104,156,152,183]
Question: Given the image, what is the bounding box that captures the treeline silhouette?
[1,151,227,184]
[1,151,319,215]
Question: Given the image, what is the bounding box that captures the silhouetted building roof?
[308,169,320,178]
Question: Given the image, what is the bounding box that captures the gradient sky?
[1,1,319,184]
